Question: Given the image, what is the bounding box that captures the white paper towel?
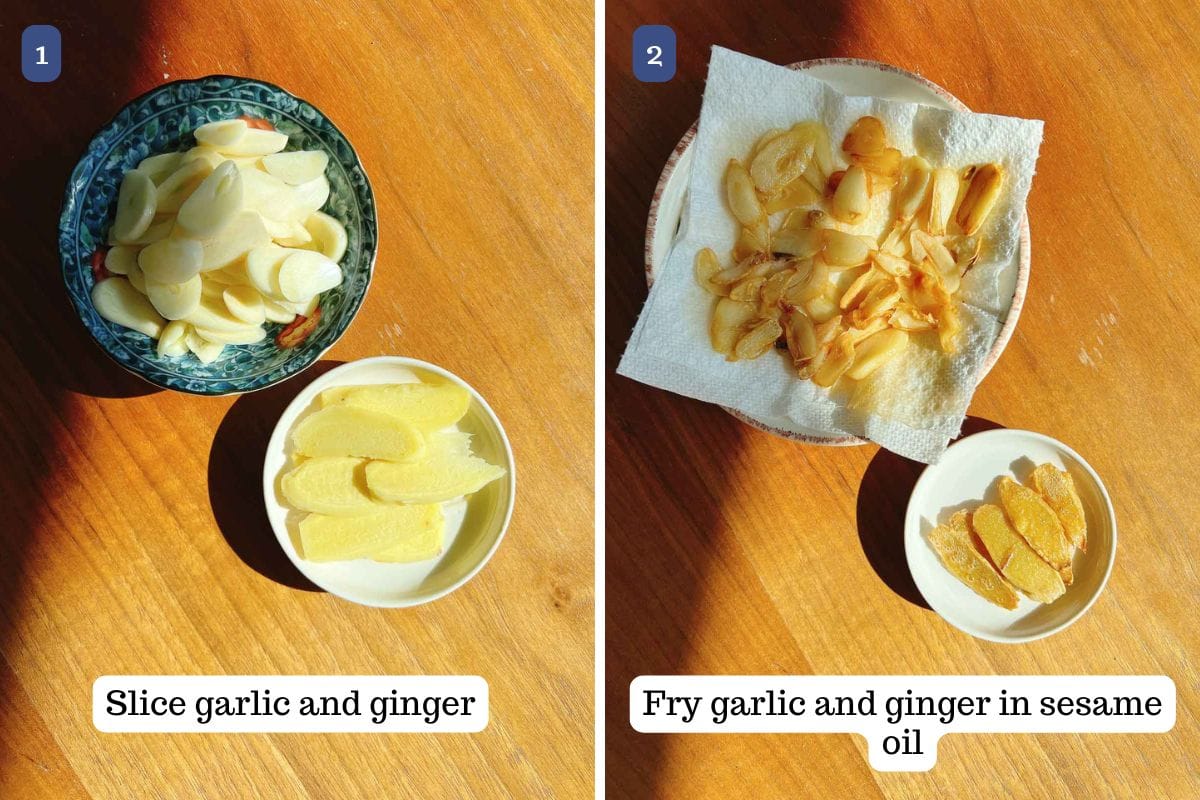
[618,47,1044,463]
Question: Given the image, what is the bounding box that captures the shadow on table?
[0,1,159,792]
[854,415,1006,609]
[207,361,346,592]
[604,0,855,794]
[605,390,748,798]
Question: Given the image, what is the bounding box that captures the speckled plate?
[645,58,1032,445]
[59,75,377,395]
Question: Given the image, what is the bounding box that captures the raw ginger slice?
[291,405,425,462]
[365,446,505,504]
[319,382,471,432]
[298,503,443,563]
[281,457,374,516]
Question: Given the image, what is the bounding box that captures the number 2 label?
[632,25,675,83]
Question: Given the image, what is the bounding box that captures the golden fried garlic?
[697,116,1005,389]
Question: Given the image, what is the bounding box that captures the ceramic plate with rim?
[59,75,377,395]
[263,357,516,607]
[904,429,1116,643]
[645,58,1032,445]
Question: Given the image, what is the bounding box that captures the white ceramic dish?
[645,58,1032,445]
[904,429,1115,643]
[263,356,516,607]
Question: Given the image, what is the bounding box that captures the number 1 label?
[633,25,675,83]
[22,25,61,83]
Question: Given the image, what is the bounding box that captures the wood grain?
[0,0,593,797]
[605,0,1200,797]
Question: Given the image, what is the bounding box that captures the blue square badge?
[22,25,62,83]
[633,25,675,83]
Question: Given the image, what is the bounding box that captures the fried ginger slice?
[998,476,1074,584]
[972,504,1066,604]
[1029,464,1087,552]
[928,510,1019,610]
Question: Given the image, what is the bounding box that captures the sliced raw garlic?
[303,211,347,262]
[215,127,288,157]
[156,320,189,358]
[223,284,266,325]
[263,217,312,246]
[180,146,225,170]
[136,152,183,184]
[277,251,342,302]
[262,297,297,324]
[246,243,289,298]
[156,158,213,214]
[111,170,157,243]
[113,217,173,247]
[104,245,138,276]
[287,177,331,221]
[185,330,225,364]
[194,118,249,148]
[146,274,202,320]
[262,150,329,185]
[92,277,164,337]
[183,293,261,333]
[126,260,148,294]
[189,210,271,271]
[178,160,243,237]
[193,324,266,345]
[138,237,203,284]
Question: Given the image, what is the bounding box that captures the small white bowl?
[262,356,516,607]
[645,58,1032,445]
[904,429,1116,643]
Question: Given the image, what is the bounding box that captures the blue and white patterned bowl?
[58,75,377,395]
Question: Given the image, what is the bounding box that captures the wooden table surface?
[1,1,593,798]
[606,1,1200,797]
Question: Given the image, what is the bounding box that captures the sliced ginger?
[927,511,1018,610]
[1029,464,1087,551]
[930,463,1089,609]
[972,504,1066,604]
[366,449,506,504]
[282,380,505,564]
[281,456,374,516]
[292,405,425,462]
[998,476,1074,584]
[299,504,443,563]
[372,506,446,563]
[320,381,471,431]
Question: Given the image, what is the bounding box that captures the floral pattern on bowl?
[58,75,377,395]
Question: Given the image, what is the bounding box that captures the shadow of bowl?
[855,416,1005,609]
[206,360,345,592]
